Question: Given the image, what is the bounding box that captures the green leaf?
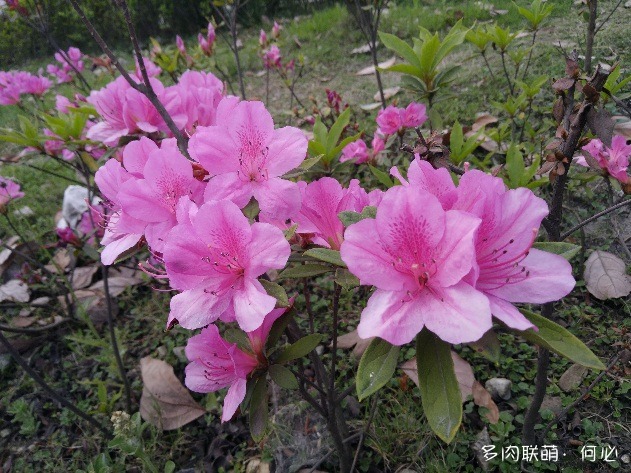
[516,310,605,370]
[326,107,351,154]
[334,268,360,289]
[304,248,346,267]
[276,334,322,363]
[249,376,268,442]
[505,143,525,188]
[450,121,464,155]
[307,140,326,157]
[268,365,298,390]
[259,279,289,307]
[369,165,394,188]
[224,328,251,353]
[266,308,294,349]
[313,116,327,145]
[356,338,400,401]
[279,264,332,279]
[164,461,176,473]
[415,328,462,443]
[338,206,377,226]
[380,63,421,76]
[331,132,363,158]
[532,242,581,261]
[379,32,422,69]
[468,329,501,363]
[300,154,323,170]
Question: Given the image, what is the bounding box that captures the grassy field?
[1,1,630,472]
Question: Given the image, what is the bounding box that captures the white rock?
[485,378,512,401]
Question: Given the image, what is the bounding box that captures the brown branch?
[561,198,631,240]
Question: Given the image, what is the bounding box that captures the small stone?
[625,1,631,8]
[558,364,588,392]
[31,296,51,307]
[315,345,324,356]
[485,378,512,401]
[541,395,564,418]
[620,453,630,464]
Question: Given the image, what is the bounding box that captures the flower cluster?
[341,158,575,345]
[575,135,631,184]
[259,21,294,72]
[376,102,427,136]
[198,23,216,56]
[47,47,84,84]
[0,71,52,105]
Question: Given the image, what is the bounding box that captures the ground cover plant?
[0,1,630,472]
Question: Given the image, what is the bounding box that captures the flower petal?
[232,279,277,332]
[487,295,535,331]
[221,378,247,422]
[247,222,291,277]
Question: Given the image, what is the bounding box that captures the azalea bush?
[1,0,630,471]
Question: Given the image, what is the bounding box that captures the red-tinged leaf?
[472,381,499,424]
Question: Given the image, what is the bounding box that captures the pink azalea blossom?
[23,74,51,96]
[163,199,290,332]
[86,76,132,145]
[173,70,224,133]
[272,21,282,38]
[116,138,199,254]
[262,45,282,70]
[176,35,187,55]
[401,102,427,128]
[259,29,268,47]
[341,184,491,345]
[340,140,370,164]
[576,136,631,184]
[391,158,575,331]
[55,94,74,113]
[0,176,25,207]
[185,324,258,422]
[189,100,307,221]
[43,128,74,161]
[199,23,216,56]
[376,106,402,135]
[295,177,382,250]
[134,57,161,79]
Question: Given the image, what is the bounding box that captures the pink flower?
[172,70,224,133]
[295,178,382,250]
[576,136,631,184]
[185,324,258,422]
[135,57,161,79]
[0,176,25,207]
[272,21,282,38]
[452,169,576,330]
[341,184,491,345]
[163,199,290,332]
[23,75,51,95]
[262,45,282,70]
[391,158,576,331]
[259,29,268,47]
[176,35,186,55]
[43,129,74,161]
[55,94,74,113]
[376,105,403,135]
[116,138,198,254]
[199,23,216,56]
[401,102,427,128]
[372,134,385,156]
[189,100,307,221]
[87,76,132,145]
[340,140,370,164]
[0,83,21,105]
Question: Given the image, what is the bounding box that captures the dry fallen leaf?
[472,381,500,424]
[335,329,373,358]
[351,43,378,54]
[89,276,143,297]
[584,250,631,300]
[360,102,382,111]
[356,56,395,76]
[71,266,99,290]
[558,364,588,392]
[375,86,400,101]
[471,113,498,132]
[139,357,206,430]
[0,279,30,303]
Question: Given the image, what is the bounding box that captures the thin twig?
[539,351,628,441]
[594,0,624,35]
[560,198,630,240]
[350,394,379,472]
[0,318,71,334]
[0,329,112,438]
[102,264,132,413]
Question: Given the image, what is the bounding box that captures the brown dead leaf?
[335,329,373,358]
[558,364,588,392]
[89,276,143,297]
[11,316,36,328]
[139,357,206,430]
[356,56,395,76]
[472,381,500,424]
[552,78,575,92]
[613,117,631,139]
[586,108,615,146]
[375,86,400,101]
[584,250,631,300]
[471,113,498,132]
[51,249,72,273]
[71,266,99,290]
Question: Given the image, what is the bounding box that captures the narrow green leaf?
[378,32,422,69]
[334,268,360,289]
[326,107,351,154]
[223,328,251,353]
[356,338,400,401]
[279,264,332,279]
[313,116,327,145]
[258,279,289,307]
[304,248,346,267]
[517,309,605,370]
[276,334,322,363]
[338,206,377,226]
[416,328,462,443]
[266,308,294,350]
[269,365,298,390]
[369,165,394,188]
[249,376,269,442]
[532,242,581,261]
[300,154,323,170]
